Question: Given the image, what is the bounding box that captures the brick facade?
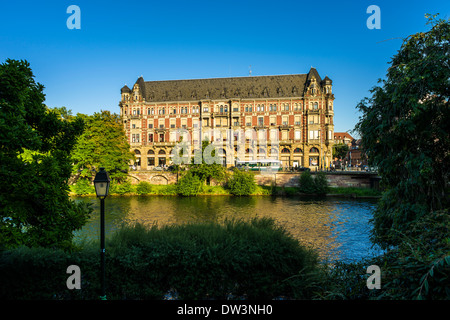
[120,68,335,170]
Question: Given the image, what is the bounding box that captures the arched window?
[281,148,290,154]
[158,150,166,155]
[147,150,155,155]
[293,148,302,153]
[309,147,319,153]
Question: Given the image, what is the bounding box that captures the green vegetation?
[226,169,257,196]
[298,171,329,195]
[352,14,450,299]
[355,14,450,249]
[332,143,349,160]
[71,111,134,182]
[0,59,91,250]
[0,219,322,300]
[176,172,203,196]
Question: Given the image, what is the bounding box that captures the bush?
[299,171,329,195]
[176,173,203,196]
[72,179,95,195]
[136,181,152,195]
[0,218,322,300]
[226,169,257,196]
[107,218,320,299]
[110,180,135,195]
[298,170,316,194]
[314,172,329,195]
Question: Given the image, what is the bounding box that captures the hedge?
[0,218,321,300]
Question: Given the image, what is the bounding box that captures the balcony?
[213,111,229,117]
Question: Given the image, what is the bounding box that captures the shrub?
[72,179,95,195]
[107,218,320,299]
[110,180,135,195]
[298,170,316,194]
[136,181,152,195]
[299,171,329,195]
[314,172,329,195]
[0,218,322,300]
[176,172,203,196]
[226,169,257,196]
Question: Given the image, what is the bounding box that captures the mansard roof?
[130,68,328,102]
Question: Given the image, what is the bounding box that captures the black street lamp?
[93,167,110,300]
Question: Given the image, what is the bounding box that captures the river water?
[73,195,383,263]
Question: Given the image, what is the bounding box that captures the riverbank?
[69,184,382,198]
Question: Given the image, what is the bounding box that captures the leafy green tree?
[332,143,349,160]
[71,111,134,182]
[313,172,329,195]
[355,15,450,248]
[0,59,90,249]
[227,169,256,196]
[189,140,225,185]
[298,170,315,194]
[298,171,329,195]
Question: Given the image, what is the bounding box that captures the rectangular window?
[258,117,264,127]
[295,130,301,140]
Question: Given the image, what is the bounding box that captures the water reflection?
[73,196,382,262]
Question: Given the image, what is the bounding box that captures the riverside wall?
[128,170,381,189]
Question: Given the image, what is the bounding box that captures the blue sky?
[1,0,448,136]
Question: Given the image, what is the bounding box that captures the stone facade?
[119,67,335,170]
[127,171,380,189]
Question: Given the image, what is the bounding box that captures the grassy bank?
[70,182,273,197]
[70,181,380,198]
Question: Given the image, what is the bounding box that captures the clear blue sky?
[1,0,448,136]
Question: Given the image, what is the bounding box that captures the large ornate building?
[119,67,335,170]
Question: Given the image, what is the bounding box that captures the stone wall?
[128,171,178,185]
[128,170,381,189]
[254,172,380,189]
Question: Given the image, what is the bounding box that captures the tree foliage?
[355,15,450,248]
[176,172,203,196]
[0,59,90,249]
[227,169,257,196]
[332,143,349,160]
[189,140,226,185]
[71,111,134,182]
[298,171,329,195]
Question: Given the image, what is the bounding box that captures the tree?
[355,15,450,248]
[0,59,90,249]
[189,140,225,185]
[71,111,134,182]
[332,143,349,160]
[298,171,328,195]
[227,169,256,196]
[176,172,203,196]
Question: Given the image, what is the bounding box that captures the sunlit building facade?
[119,67,335,170]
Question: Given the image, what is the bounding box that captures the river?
[73,195,383,263]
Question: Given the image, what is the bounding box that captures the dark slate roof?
[121,85,131,93]
[132,68,326,102]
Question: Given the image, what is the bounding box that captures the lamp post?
[93,167,110,300]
